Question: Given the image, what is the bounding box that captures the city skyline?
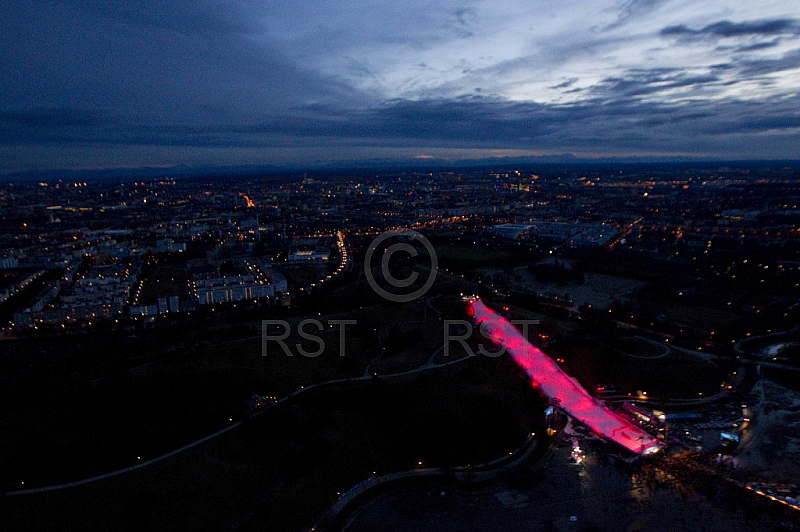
[2,1,800,173]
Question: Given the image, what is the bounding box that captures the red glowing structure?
[470,298,663,455]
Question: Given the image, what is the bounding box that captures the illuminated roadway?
[470,298,663,455]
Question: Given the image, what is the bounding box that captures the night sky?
[2,1,799,173]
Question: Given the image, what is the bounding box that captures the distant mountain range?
[2,155,798,182]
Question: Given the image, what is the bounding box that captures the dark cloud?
[661,18,800,38]
[737,48,800,76]
[270,94,800,156]
[0,108,107,129]
[0,2,364,120]
[7,90,795,159]
[64,0,262,37]
[730,40,781,52]
[0,108,110,145]
[589,69,720,99]
[550,78,579,89]
[455,8,476,25]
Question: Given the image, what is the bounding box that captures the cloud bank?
[1,1,799,172]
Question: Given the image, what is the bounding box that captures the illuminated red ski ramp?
[471,299,663,455]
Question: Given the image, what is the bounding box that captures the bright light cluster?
[471,299,663,455]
